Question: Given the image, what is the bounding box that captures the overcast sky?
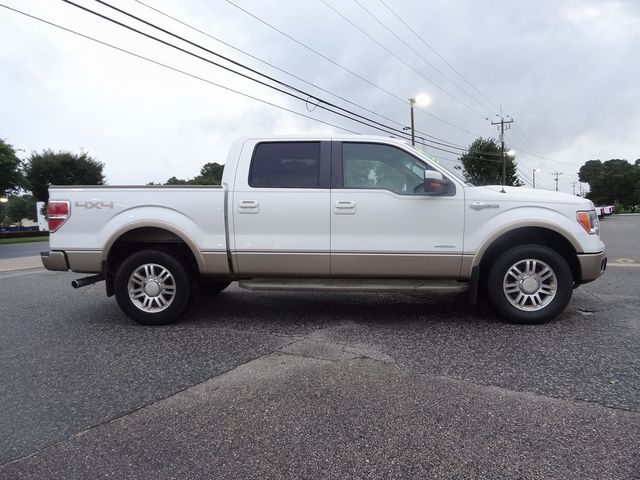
[1,0,639,193]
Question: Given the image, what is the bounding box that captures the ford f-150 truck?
[41,135,607,325]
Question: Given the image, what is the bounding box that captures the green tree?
[5,195,36,225]
[163,162,224,186]
[459,138,520,186]
[24,150,105,202]
[581,159,640,207]
[578,160,604,184]
[165,176,189,185]
[0,138,23,197]
[192,162,224,185]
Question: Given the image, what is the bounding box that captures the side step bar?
[238,278,469,293]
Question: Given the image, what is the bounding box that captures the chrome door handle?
[238,199,260,214]
[334,200,356,214]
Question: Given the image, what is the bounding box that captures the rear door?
[330,141,465,278]
[231,140,331,276]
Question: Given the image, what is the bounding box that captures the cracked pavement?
[1,216,639,479]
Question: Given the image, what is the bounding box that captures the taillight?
[47,201,70,232]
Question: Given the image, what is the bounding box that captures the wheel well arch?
[104,226,201,296]
[477,227,580,286]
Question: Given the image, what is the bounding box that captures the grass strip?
[0,236,49,245]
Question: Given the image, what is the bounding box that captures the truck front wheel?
[487,244,573,324]
[114,250,191,326]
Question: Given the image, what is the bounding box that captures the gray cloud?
[1,0,638,192]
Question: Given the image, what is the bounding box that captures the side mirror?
[425,170,443,182]
[422,170,449,194]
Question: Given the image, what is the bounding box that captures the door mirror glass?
[420,170,450,195]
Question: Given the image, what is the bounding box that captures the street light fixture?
[408,94,431,146]
[532,168,541,189]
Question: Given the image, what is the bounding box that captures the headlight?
[577,210,600,235]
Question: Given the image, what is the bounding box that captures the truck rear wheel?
[487,244,573,324]
[114,249,191,326]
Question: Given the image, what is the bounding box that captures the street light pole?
[408,94,430,147]
[409,98,416,146]
[533,169,540,189]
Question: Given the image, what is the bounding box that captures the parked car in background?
[596,205,614,219]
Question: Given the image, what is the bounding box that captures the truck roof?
[234,134,411,145]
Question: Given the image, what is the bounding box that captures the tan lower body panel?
[460,255,474,280]
[331,252,462,278]
[233,252,330,276]
[66,251,102,273]
[577,251,607,283]
[202,251,230,275]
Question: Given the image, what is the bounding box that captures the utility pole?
[491,109,514,193]
[571,181,577,195]
[551,171,563,191]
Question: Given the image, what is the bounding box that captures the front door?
[330,141,465,278]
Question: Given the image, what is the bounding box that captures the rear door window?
[249,142,321,188]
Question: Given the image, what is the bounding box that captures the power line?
[21,0,476,153]
[512,121,542,155]
[377,0,500,113]
[349,0,497,117]
[0,3,362,136]
[130,0,468,150]
[516,167,554,190]
[222,0,484,138]
[8,1,559,177]
[60,0,431,141]
[318,0,490,120]
[508,142,582,169]
[85,0,414,140]
[1,2,575,191]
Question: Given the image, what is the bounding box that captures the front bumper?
[577,251,607,284]
[41,251,69,271]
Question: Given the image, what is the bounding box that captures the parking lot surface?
[1,216,638,479]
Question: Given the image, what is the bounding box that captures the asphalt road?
[1,216,638,479]
[0,241,48,259]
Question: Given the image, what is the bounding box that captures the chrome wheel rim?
[503,259,557,311]
[128,263,176,313]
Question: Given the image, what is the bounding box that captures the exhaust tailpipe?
[72,274,105,289]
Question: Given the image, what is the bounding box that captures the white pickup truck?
[41,135,607,325]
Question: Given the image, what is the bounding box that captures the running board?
[238,278,469,293]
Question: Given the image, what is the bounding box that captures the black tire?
[487,244,573,324]
[198,280,231,295]
[114,249,192,326]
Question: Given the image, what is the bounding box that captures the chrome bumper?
[41,251,68,271]
[577,251,607,284]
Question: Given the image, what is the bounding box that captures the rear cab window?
[249,142,322,188]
